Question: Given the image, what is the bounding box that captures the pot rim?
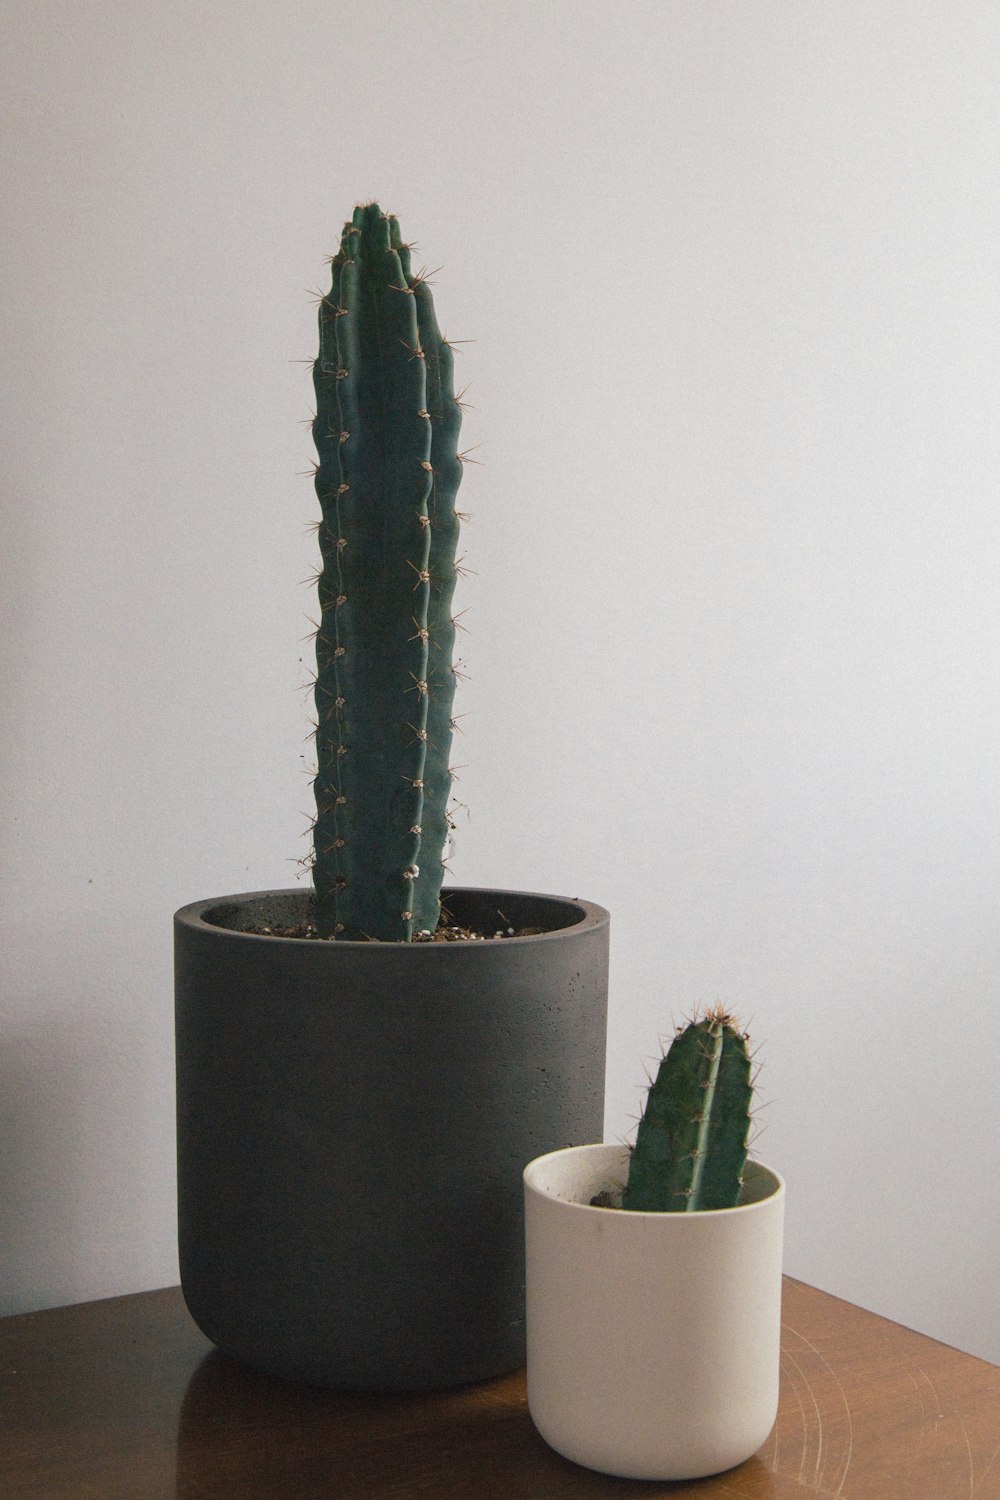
[174,884,610,949]
[524,1141,785,1220]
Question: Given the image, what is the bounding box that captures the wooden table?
[1,1277,998,1497]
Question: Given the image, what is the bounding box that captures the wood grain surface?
[2,1277,998,1498]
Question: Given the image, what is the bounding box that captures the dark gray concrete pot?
[174,885,609,1392]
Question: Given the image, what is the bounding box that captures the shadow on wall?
[0,1018,89,1313]
[0,1006,176,1315]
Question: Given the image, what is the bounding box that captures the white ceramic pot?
[524,1142,785,1481]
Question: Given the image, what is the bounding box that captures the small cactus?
[621,1007,753,1212]
[310,203,464,940]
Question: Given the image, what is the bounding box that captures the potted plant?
[523,1008,784,1481]
[174,202,610,1393]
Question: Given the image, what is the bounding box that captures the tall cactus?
[621,1008,753,1212]
[311,203,464,940]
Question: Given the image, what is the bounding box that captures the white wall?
[2,0,999,1361]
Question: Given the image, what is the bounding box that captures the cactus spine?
[311,203,464,940]
[621,1008,753,1212]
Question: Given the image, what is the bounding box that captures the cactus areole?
[312,203,464,941]
[622,1009,753,1212]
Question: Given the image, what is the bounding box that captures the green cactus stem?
[621,1008,753,1212]
[311,203,464,940]
[390,218,465,908]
